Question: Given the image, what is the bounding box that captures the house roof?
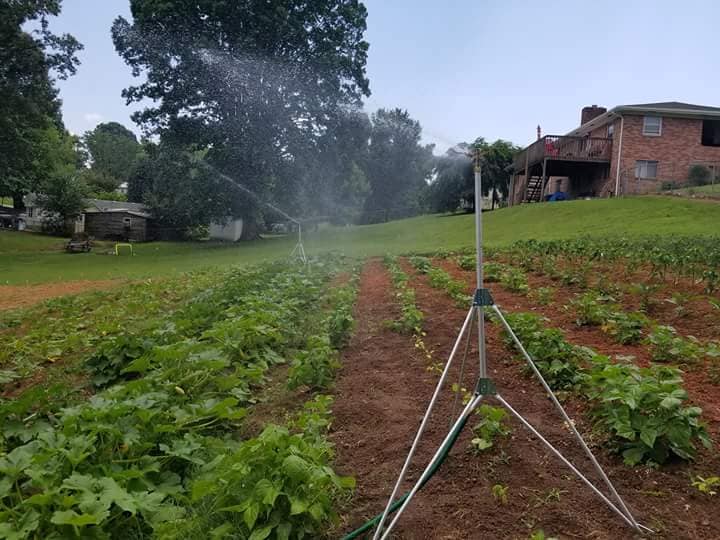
[568,101,720,136]
[85,199,151,218]
[621,101,720,112]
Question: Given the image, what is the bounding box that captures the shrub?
[688,164,712,187]
[585,355,711,465]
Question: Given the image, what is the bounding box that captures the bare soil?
[330,258,720,539]
[0,280,122,311]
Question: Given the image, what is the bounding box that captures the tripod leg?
[495,394,649,533]
[379,393,484,540]
[449,306,477,428]
[372,306,476,540]
[491,305,641,528]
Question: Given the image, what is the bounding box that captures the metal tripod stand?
[290,222,307,264]
[371,150,651,539]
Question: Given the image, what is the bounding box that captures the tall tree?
[82,121,143,191]
[112,0,370,239]
[0,0,82,208]
[428,138,519,212]
[362,108,434,223]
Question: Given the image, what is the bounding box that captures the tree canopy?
[428,138,519,212]
[112,0,371,238]
[362,108,434,223]
[0,0,82,207]
[81,121,143,192]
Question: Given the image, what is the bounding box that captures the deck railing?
[513,135,612,171]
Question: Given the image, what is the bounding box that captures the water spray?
[199,162,307,264]
[357,147,651,540]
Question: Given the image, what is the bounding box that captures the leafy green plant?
[691,475,719,496]
[288,335,340,390]
[500,266,529,294]
[408,255,432,274]
[471,405,512,452]
[501,313,587,391]
[85,334,158,387]
[385,256,424,333]
[529,530,558,540]
[585,355,711,465]
[601,311,647,345]
[645,325,704,364]
[530,286,554,306]
[629,282,660,313]
[0,258,355,538]
[570,291,613,326]
[168,408,354,539]
[664,292,697,319]
[427,267,468,306]
[456,254,476,271]
[491,483,509,504]
[483,261,507,282]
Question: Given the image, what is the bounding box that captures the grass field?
[2,196,720,284]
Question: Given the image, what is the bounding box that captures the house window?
[642,116,662,136]
[123,217,132,226]
[635,160,658,179]
[701,119,720,146]
[607,123,614,138]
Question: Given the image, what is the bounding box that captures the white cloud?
[83,112,104,125]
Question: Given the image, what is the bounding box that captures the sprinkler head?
[472,148,483,172]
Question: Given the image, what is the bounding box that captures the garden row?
[0,256,359,539]
[403,256,712,467]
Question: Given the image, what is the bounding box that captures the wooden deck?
[513,135,612,172]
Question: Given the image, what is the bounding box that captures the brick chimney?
[581,105,607,125]
[537,125,541,140]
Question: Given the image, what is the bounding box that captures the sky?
[49,0,720,152]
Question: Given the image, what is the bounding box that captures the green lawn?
[672,183,720,197]
[2,196,719,285]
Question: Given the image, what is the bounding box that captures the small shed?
[84,200,154,242]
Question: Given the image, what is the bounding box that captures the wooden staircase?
[523,176,544,202]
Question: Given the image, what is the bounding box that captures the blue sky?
[50,0,719,152]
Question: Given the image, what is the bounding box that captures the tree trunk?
[239,215,262,241]
[12,191,26,210]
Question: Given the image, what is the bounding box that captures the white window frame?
[607,122,614,138]
[643,116,662,136]
[635,160,658,179]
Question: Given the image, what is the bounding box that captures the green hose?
[341,414,470,540]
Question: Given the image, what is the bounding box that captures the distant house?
[509,102,720,204]
[83,199,154,242]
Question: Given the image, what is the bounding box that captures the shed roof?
[86,199,151,218]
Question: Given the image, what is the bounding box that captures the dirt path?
[0,280,122,311]
[332,258,719,539]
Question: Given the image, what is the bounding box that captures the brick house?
[509,102,720,204]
